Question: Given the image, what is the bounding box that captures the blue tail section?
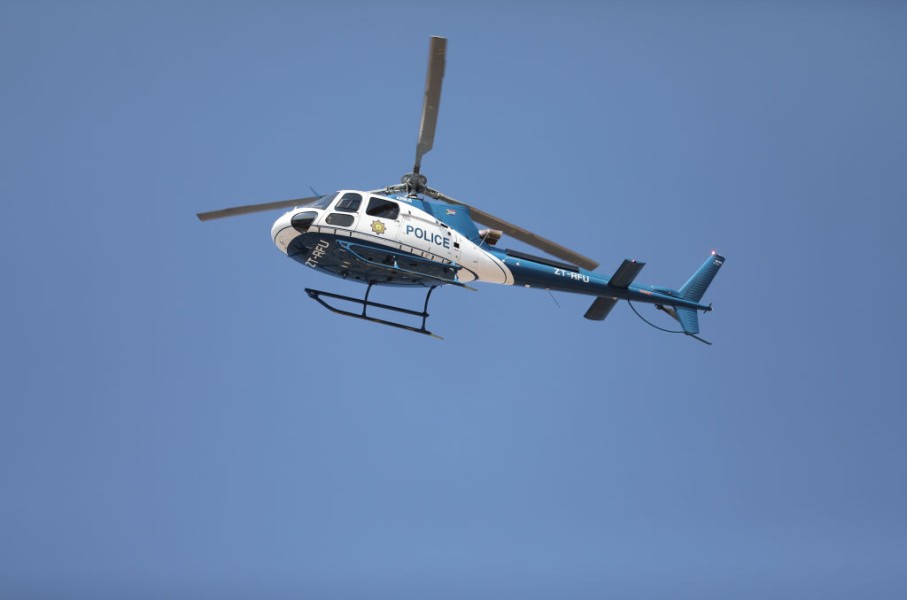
[674,307,700,335]
[679,253,725,303]
[657,253,725,342]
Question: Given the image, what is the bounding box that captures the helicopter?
[198,37,725,343]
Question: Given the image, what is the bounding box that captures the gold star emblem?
[371,220,386,235]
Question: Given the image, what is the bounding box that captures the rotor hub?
[400,172,428,194]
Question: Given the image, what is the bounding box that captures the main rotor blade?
[197,196,320,221]
[413,36,447,174]
[432,191,599,271]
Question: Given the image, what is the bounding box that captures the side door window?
[365,197,400,219]
[359,196,401,240]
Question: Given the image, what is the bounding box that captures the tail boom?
[496,248,724,340]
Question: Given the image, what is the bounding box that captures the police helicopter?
[198,37,725,343]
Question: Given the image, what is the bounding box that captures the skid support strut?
[305,284,441,338]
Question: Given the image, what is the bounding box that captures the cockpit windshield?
[308,192,337,210]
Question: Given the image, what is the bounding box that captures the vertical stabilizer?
[679,253,725,302]
[674,307,700,335]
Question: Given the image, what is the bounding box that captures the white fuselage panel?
[271,190,513,286]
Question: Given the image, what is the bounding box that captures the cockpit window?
[291,210,319,233]
[366,197,399,220]
[335,192,362,213]
[325,212,355,227]
[309,193,336,210]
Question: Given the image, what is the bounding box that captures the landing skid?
[305,284,442,338]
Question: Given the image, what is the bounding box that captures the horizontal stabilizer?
[609,259,645,289]
[584,296,618,321]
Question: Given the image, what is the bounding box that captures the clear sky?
[2,1,906,598]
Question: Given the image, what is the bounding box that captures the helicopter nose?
[272,212,296,254]
[272,209,321,254]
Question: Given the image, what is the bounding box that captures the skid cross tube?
[305,284,441,338]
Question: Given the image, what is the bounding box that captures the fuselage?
[271,190,512,287]
[271,190,710,312]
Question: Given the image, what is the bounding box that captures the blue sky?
[2,1,905,598]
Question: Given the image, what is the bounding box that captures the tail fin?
[657,305,703,335]
[674,307,701,335]
[657,253,725,343]
[679,252,725,303]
